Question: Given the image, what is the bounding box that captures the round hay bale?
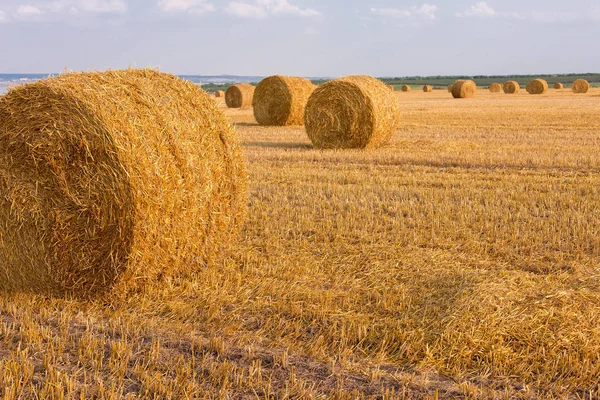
[503,81,520,94]
[215,90,225,98]
[553,83,564,90]
[572,79,590,94]
[225,84,255,108]
[451,80,476,99]
[423,85,433,93]
[526,79,548,95]
[252,75,315,126]
[489,83,503,93]
[0,69,248,297]
[304,75,400,149]
[387,84,395,91]
[447,84,453,93]
[401,85,411,92]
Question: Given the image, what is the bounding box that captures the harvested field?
[1,87,600,398]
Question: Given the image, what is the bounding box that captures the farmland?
[1,87,600,398]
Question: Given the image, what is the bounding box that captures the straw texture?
[225,84,255,108]
[526,79,548,95]
[0,69,248,297]
[253,76,315,126]
[572,79,590,94]
[451,80,476,99]
[504,81,520,94]
[304,75,400,149]
[489,83,503,93]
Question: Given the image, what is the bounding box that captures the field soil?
[1,88,600,399]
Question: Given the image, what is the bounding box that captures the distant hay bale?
[215,90,225,98]
[447,84,453,92]
[388,84,395,91]
[253,75,315,126]
[503,81,520,94]
[401,85,411,92]
[489,83,503,93]
[526,79,548,95]
[0,69,248,297]
[553,83,564,90]
[225,84,255,108]
[304,75,400,149]
[572,79,590,94]
[451,80,476,99]
[423,85,433,93]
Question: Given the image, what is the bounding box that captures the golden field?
[1,87,600,399]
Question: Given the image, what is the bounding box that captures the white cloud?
[226,0,320,19]
[0,9,8,22]
[456,1,495,17]
[158,0,215,14]
[371,3,438,20]
[17,5,44,16]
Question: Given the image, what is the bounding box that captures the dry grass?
[1,88,600,398]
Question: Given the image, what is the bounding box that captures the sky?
[0,0,599,77]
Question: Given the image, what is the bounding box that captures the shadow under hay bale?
[225,84,255,108]
[304,75,400,149]
[0,69,248,297]
[503,81,520,94]
[526,79,548,95]
[252,75,315,126]
[451,80,476,99]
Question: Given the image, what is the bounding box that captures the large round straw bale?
[451,80,476,99]
[526,79,548,95]
[503,81,520,94]
[387,84,395,91]
[423,85,433,93]
[304,75,400,150]
[225,84,255,108]
[489,83,503,93]
[252,75,315,126]
[572,79,590,94]
[401,85,411,92]
[553,83,564,90]
[215,90,225,97]
[0,69,248,297]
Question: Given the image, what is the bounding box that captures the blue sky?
[0,0,599,76]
